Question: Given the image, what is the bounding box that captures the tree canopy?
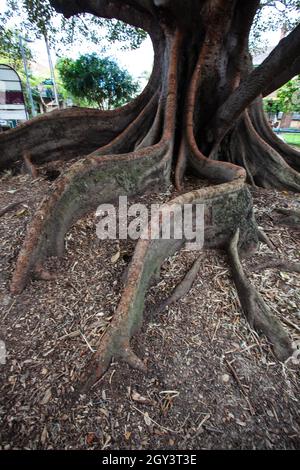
[250,0,300,53]
[0,0,147,53]
[0,0,299,59]
[57,53,139,109]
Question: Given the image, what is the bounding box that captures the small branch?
[252,258,300,274]
[257,228,275,250]
[225,359,255,415]
[0,201,24,218]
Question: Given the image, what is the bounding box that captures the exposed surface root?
[227,229,293,362]
[273,208,300,228]
[1,173,299,449]
[0,107,142,171]
[226,111,300,192]
[135,96,164,150]
[22,152,38,179]
[0,44,163,172]
[153,254,203,314]
[89,92,159,157]
[249,98,300,173]
[10,141,171,295]
[10,30,181,296]
[79,181,258,392]
[257,228,275,250]
[251,257,300,274]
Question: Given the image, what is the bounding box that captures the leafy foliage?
[0,0,147,52]
[264,98,282,116]
[276,76,300,112]
[57,53,139,109]
[250,0,300,54]
[0,26,33,69]
[264,76,300,117]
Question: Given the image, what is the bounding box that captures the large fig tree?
[1,0,300,393]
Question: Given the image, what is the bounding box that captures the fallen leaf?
[99,407,109,418]
[144,412,152,427]
[41,426,48,444]
[111,251,120,264]
[40,388,52,405]
[15,208,28,217]
[132,391,153,405]
[86,432,96,446]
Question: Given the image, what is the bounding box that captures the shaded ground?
[0,164,299,450]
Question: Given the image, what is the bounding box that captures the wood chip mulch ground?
[0,165,299,450]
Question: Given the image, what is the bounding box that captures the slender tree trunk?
[280,112,293,128]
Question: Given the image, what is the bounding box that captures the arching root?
[10,30,181,296]
[249,98,300,173]
[273,208,300,228]
[224,111,300,192]
[10,141,171,295]
[153,254,203,315]
[0,53,162,173]
[227,229,293,362]
[78,180,258,393]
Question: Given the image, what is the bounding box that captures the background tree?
[0,26,33,69]
[57,54,139,109]
[264,76,300,126]
[276,76,300,126]
[1,0,300,395]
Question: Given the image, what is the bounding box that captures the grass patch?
[281,133,300,147]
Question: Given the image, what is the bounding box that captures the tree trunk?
[1,0,300,393]
[280,112,293,128]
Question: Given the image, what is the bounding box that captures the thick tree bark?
[263,56,300,97]
[2,0,299,392]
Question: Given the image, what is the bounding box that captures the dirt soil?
[0,164,299,450]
